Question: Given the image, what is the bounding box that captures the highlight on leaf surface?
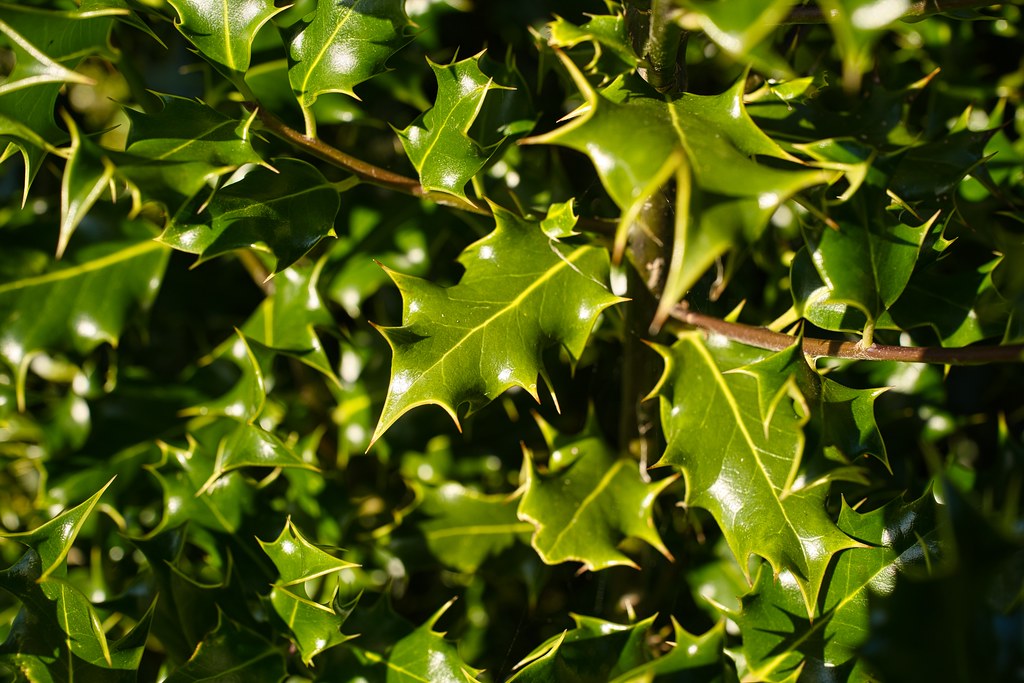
[369,203,624,445]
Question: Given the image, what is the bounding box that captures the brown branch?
[784,0,1012,24]
[673,305,1024,365]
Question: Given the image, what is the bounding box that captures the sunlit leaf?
[259,517,357,586]
[510,615,654,682]
[370,204,623,443]
[167,0,283,76]
[284,0,411,124]
[654,334,863,615]
[396,53,512,198]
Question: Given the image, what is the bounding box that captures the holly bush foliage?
[0,0,1023,680]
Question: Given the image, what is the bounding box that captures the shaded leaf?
[678,0,799,78]
[239,259,337,379]
[119,94,265,211]
[370,204,622,443]
[654,334,862,615]
[518,414,675,571]
[167,0,283,76]
[418,482,531,573]
[164,611,286,683]
[58,114,117,258]
[0,226,168,404]
[510,615,654,682]
[161,158,340,274]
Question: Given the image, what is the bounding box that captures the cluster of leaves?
[0,0,1022,681]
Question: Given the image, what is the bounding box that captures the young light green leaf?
[396,54,509,198]
[162,158,339,274]
[164,611,286,683]
[654,333,863,616]
[259,517,357,586]
[418,482,532,573]
[167,0,283,76]
[510,615,655,682]
[370,204,623,443]
[285,0,411,130]
[518,414,676,571]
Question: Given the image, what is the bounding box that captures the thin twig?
[784,0,1011,24]
[673,305,1024,365]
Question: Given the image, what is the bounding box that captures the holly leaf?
[166,0,283,77]
[654,333,863,616]
[818,0,914,90]
[417,482,532,573]
[614,619,725,682]
[547,12,638,80]
[396,54,510,198]
[0,226,169,397]
[145,437,253,534]
[59,114,117,258]
[510,615,655,682]
[346,598,483,682]
[370,204,623,443]
[239,260,337,380]
[284,0,411,120]
[792,191,935,344]
[678,0,799,78]
[259,517,357,586]
[267,586,357,665]
[161,158,340,274]
[526,53,833,321]
[730,495,939,681]
[164,611,286,683]
[518,414,676,571]
[186,332,271,423]
[120,94,265,211]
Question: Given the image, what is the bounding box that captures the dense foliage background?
[0,0,1022,680]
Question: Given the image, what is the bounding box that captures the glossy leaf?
[164,611,286,683]
[418,482,532,573]
[186,332,271,423]
[731,495,939,681]
[547,12,638,79]
[654,334,863,615]
[614,620,726,682]
[162,158,340,274]
[370,204,623,443]
[285,0,410,113]
[120,94,265,210]
[527,52,832,318]
[396,54,509,198]
[59,114,116,258]
[268,585,357,664]
[518,415,675,571]
[678,0,799,78]
[792,193,934,343]
[347,598,483,682]
[259,517,357,586]
[818,0,912,89]
[145,438,253,534]
[167,0,283,76]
